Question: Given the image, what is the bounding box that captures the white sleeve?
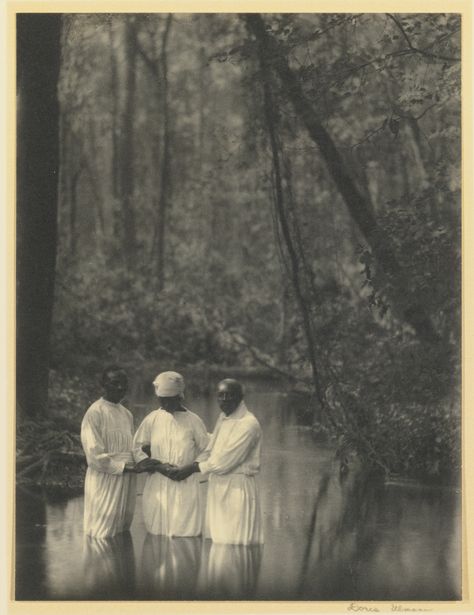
[192,414,210,455]
[195,416,222,463]
[199,422,260,475]
[80,410,127,475]
[132,413,154,462]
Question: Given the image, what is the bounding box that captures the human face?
[217,382,242,416]
[157,395,182,413]
[103,371,128,404]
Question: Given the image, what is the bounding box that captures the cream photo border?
[2,1,473,614]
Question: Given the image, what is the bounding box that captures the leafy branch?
[350,103,438,149]
[386,13,460,63]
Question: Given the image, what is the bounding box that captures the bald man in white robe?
[169,379,264,545]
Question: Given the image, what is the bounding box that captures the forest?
[16,12,461,490]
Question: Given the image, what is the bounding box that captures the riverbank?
[15,413,461,601]
[16,415,86,496]
[16,366,461,495]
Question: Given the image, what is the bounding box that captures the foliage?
[17,414,86,495]
[328,387,460,483]
[358,181,461,336]
[48,12,461,484]
[52,255,245,370]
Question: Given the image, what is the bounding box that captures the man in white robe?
[170,379,264,545]
[81,366,145,539]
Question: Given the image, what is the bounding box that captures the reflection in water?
[43,496,85,599]
[295,470,381,599]
[293,470,461,601]
[15,382,461,601]
[198,542,263,599]
[138,534,201,599]
[356,486,461,600]
[83,532,136,599]
[15,487,47,599]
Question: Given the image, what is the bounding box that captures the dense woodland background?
[17,13,461,484]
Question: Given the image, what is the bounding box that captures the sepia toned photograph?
[14,8,463,605]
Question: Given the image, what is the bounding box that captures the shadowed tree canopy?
[244,13,441,345]
[16,12,460,482]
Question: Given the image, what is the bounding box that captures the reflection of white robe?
[198,542,263,599]
[82,533,135,599]
[133,408,208,536]
[81,398,136,539]
[198,401,264,545]
[138,534,202,599]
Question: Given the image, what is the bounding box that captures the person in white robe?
[169,379,264,545]
[132,371,209,537]
[81,366,144,539]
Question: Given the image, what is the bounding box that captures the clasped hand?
[133,458,196,481]
[166,464,197,481]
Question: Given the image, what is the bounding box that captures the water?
[15,379,461,601]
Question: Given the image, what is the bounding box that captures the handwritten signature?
[347,603,432,612]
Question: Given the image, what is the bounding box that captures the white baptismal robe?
[81,398,136,539]
[133,408,209,536]
[198,402,264,545]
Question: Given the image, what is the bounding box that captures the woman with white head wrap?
[153,371,185,398]
[133,372,209,536]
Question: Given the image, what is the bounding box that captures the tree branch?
[227,330,311,387]
[251,16,328,409]
[422,24,461,51]
[134,36,160,78]
[350,120,387,149]
[386,13,413,49]
[398,102,438,121]
[386,13,460,62]
[244,13,440,345]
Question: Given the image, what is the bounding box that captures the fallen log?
[17,456,49,478]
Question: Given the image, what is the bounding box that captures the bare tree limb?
[386,13,413,48]
[254,28,327,409]
[350,102,437,149]
[134,36,160,78]
[227,329,311,387]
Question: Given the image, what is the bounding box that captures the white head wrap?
[153,371,185,398]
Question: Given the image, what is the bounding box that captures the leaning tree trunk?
[17,14,61,417]
[245,13,439,345]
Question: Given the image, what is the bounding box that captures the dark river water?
[16,378,461,601]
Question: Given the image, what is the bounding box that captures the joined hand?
[133,458,197,480]
[134,458,161,473]
[167,463,199,481]
[159,463,178,478]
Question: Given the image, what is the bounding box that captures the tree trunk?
[133,14,173,284]
[109,20,120,207]
[17,14,61,417]
[405,112,441,224]
[84,118,106,241]
[118,17,138,267]
[244,13,439,344]
[69,167,80,256]
[58,110,70,253]
[155,14,173,290]
[255,34,326,411]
